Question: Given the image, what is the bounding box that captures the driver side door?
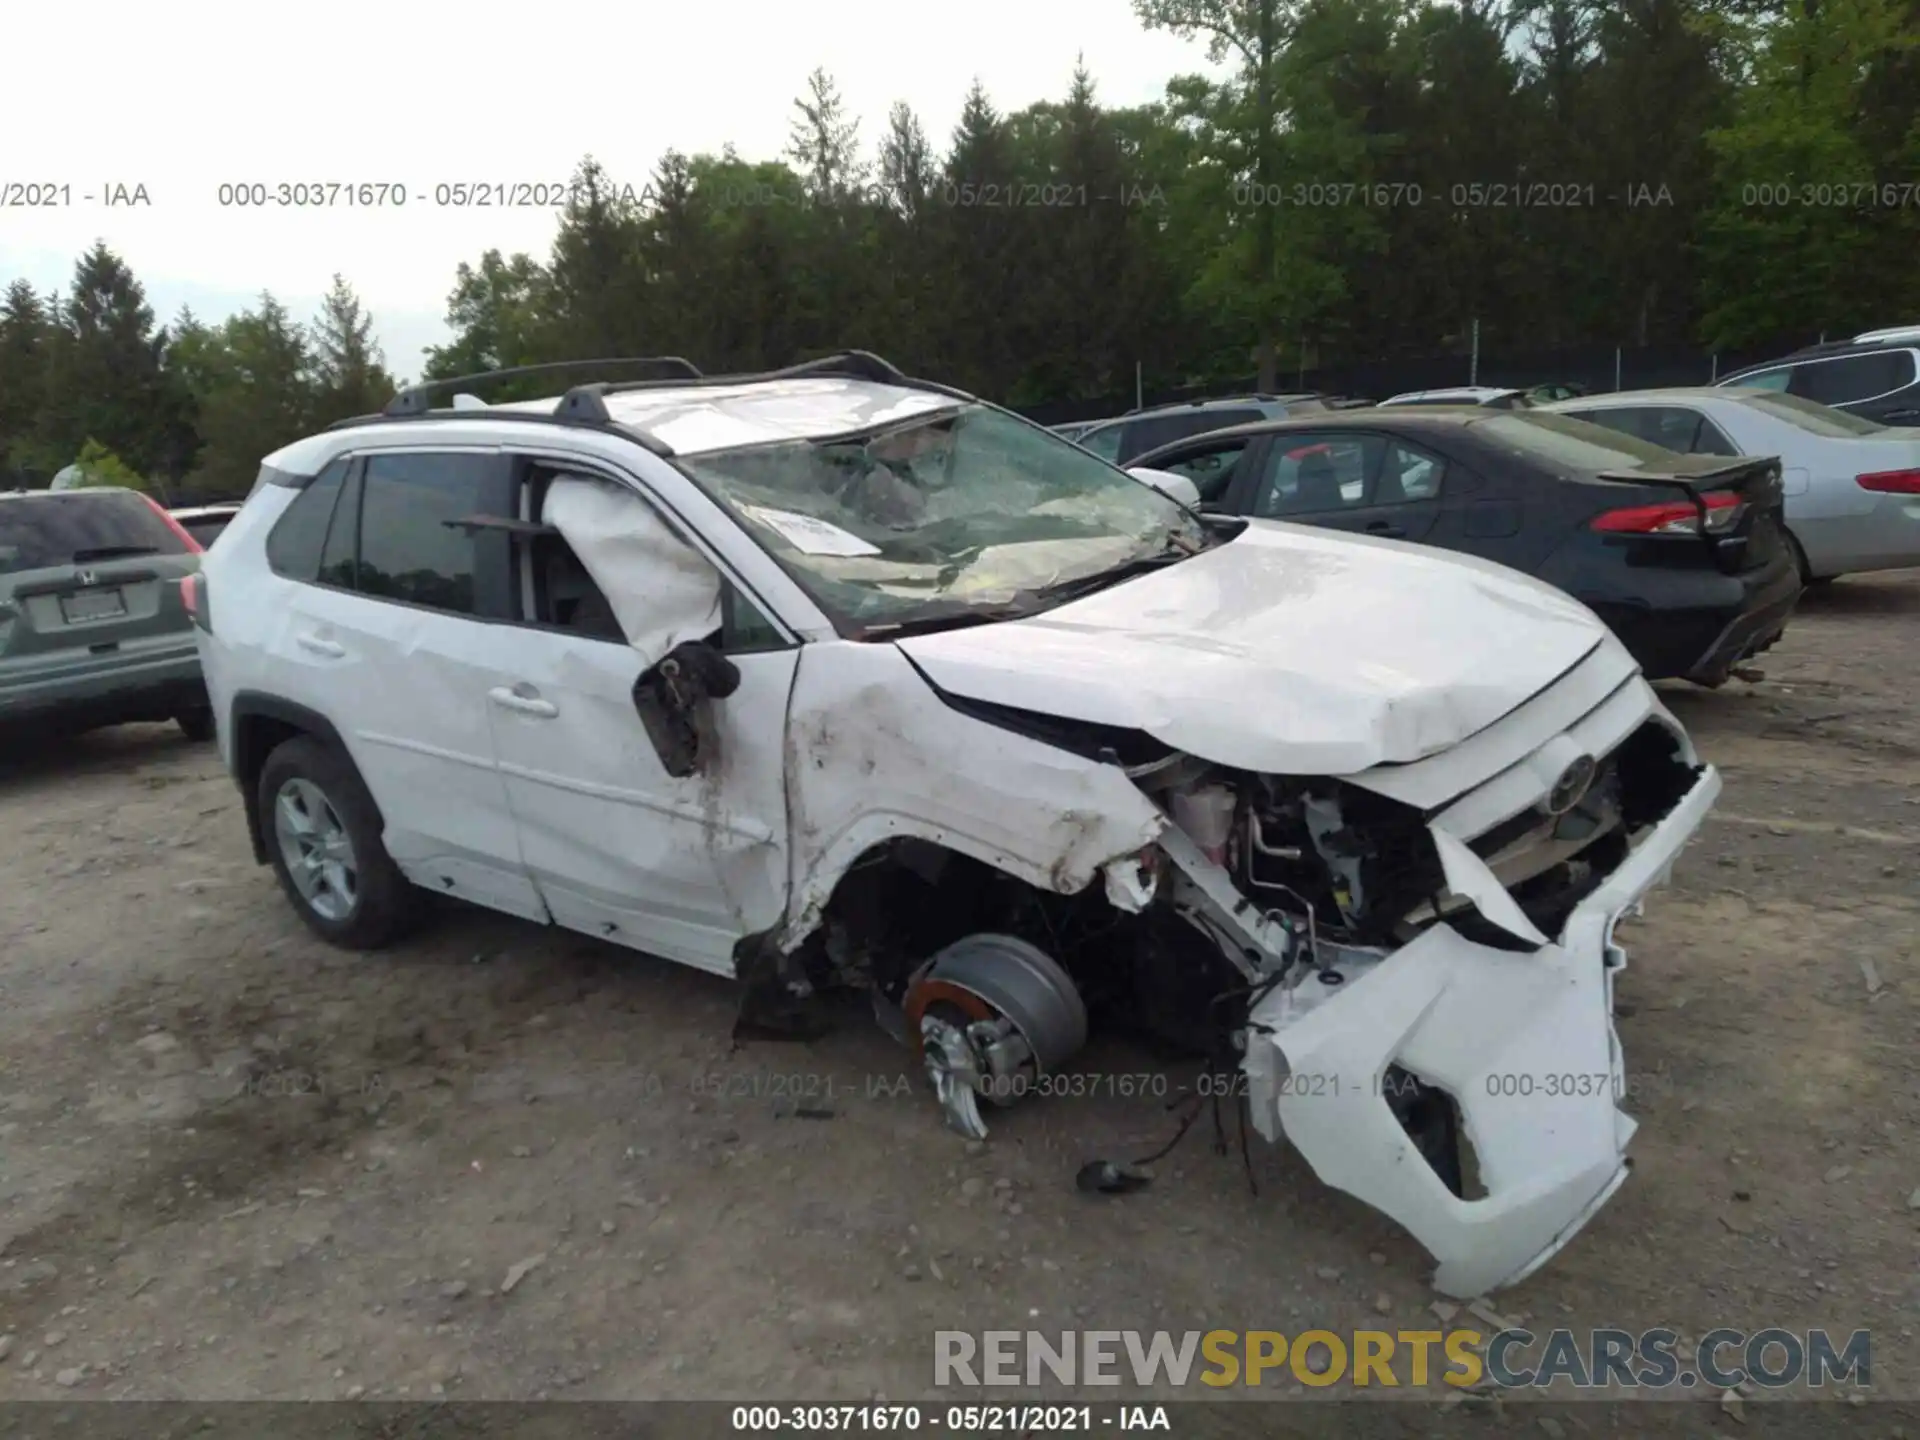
[484,458,799,977]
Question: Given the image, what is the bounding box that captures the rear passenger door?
[1229,431,1446,545]
[266,448,547,922]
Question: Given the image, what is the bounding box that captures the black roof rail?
[382,357,704,417]
[765,350,912,385]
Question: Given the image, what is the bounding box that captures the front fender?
[777,643,1165,952]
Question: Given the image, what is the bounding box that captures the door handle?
[1365,521,1406,537]
[295,632,346,658]
[489,685,559,718]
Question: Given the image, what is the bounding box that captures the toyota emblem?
[1547,754,1598,815]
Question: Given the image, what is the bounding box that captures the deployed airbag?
[543,474,723,666]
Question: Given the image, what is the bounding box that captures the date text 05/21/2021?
[730,1405,1168,1432]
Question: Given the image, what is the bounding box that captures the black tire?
[257,735,418,949]
[175,707,216,743]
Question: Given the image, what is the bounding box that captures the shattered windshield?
[677,403,1207,633]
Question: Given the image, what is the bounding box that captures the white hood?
[896,520,1609,775]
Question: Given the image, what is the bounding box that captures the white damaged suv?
[190,352,1719,1297]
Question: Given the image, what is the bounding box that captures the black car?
[1132,409,1801,686]
[1075,394,1344,467]
[1717,334,1920,426]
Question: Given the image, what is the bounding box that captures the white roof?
[1853,324,1920,344]
[492,376,960,455]
[1542,387,1799,407]
[1380,387,1520,404]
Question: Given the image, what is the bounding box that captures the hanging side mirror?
[631,639,742,777]
[1126,467,1201,509]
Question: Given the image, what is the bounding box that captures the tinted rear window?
[1474,413,1686,473]
[1793,350,1915,405]
[0,489,189,576]
[1738,393,1887,437]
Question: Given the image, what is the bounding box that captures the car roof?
[1853,324,1920,344]
[1383,387,1522,403]
[1135,409,1497,451]
[1072,397,1316,438]
[279,353,989,469]
[1728,336,1920,372]
[482,376,958,456]
[1543,387,1738,406]
[0,485,143,503]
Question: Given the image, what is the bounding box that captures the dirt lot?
[1,577,1917,1424]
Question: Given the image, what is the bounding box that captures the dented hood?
[896,520,1609,775]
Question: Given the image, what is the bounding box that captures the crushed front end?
[1137,638,1716,1296]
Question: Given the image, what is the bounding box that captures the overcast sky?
[1,0,1220,381]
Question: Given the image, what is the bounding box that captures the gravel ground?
[1,576,1917,1429]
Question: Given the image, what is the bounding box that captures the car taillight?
[1590,489,1746,535]
[1856,468,1920,494]
[143,493,204,553]
[180,573,211,631]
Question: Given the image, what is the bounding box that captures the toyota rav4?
[191,352,1719,1298]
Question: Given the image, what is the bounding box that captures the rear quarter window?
[265,460,350,580]
[1793,350,1915,405]
[0,489,188,576]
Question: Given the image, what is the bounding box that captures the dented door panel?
[488,634,798,975]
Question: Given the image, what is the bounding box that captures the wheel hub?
[272,777,359,922]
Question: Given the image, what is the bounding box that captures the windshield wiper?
[856,602,1034,640]
[71,545,159,563]
[1034,532,1199,603]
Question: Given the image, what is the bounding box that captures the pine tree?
[311,276,394,426]
[0,280,53,484]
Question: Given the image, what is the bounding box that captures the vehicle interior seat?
[535,533,626,642]
[1294,453,1348,510]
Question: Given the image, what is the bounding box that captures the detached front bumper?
[1242,762,1721,1298]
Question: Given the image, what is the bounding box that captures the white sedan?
[1543,387,1920,581]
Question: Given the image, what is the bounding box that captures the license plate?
[60,587,126,622]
